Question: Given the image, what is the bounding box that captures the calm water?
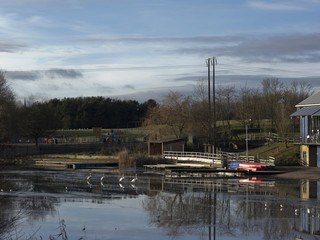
[0,169,320,240]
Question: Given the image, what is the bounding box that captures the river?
[0,169,319,240]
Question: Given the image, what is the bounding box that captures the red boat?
[239,177,266,183]
[238,162,267,171]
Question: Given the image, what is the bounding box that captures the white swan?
[131,174,138,183]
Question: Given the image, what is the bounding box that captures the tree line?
[144,78,313,148]
[39,97,157,129]
[0,70,315,148]
[0,70,157,144]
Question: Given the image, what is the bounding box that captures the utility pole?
[211,57,217,154]
[206,57,217,153]
[206,58,212,145]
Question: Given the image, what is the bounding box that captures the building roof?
[291,106,320,117]
[296,91,320,107]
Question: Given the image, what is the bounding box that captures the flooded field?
[0,169,320,240]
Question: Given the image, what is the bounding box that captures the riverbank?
[2,154,319,180]
[274,166,320,180]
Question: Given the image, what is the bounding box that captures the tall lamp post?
[246,123,248,160]
[245,119,251,161]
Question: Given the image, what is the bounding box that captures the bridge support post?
[204,144,215,153]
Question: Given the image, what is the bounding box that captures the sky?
[1,0,320,103]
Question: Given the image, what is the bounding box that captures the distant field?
[55,129,94,137]
[216,119,272,128]
[53,119,274,140]
[55,128,146,139]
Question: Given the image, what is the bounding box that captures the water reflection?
[0,170,319,239]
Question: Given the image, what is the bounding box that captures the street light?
[245,119,251,161]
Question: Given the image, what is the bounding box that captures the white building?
[291,91,320,167]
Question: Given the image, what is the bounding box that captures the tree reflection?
[0,171,319,239]
[0,201,29,240]
[0,175,59,238]
[142,182,299,239]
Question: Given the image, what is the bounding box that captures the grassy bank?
[248,142,300,166]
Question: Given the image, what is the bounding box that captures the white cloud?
[0,13,19,34]
[1,0,71,7]
[246,0,310,10]
[1,0,319,102]
[27,15,53,27]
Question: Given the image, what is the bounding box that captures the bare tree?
[0,71,18,141]
[22,102,61,146]
[261,78,285,129]
[214,86,238,147]
[144,91,191,139]
[190,78,210,140]
[216,86,236,128]
[235,85,262,128]
[274,80,313,145]
[286,80,313,108]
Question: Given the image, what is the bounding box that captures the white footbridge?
[163,151,274,168]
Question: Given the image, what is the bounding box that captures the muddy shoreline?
[274,166,320,180]
[1,159,319,180]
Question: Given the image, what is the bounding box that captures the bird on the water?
[87,173,92,182]
[119,175,125,182]
[131,174,138,183]
[100,174,105,182]
[119,182,125,191]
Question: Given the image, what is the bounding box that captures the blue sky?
[1,0,320,102]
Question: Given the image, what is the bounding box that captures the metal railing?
[163,151,223,166]
[221,152,255,163]
[259,156,275,165]
[301,134,320,144]
[163,151,267,167]
[164,151,219,160]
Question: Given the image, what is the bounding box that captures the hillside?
[248,142,300,166]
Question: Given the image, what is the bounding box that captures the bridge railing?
[163,151,220,160]
[163,151,225,167]
[163,151,261,167]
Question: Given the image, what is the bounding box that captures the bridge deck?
[163,150,274,167]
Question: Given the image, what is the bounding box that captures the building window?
[307,116,320,143]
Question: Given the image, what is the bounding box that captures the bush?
[118,150,134,169]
